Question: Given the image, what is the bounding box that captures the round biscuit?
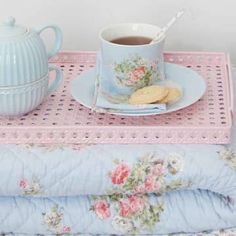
[159,87,182,104]
[129,85,169,105]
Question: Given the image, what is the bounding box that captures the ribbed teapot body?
[0,30,48,86]
[0,17,63,117]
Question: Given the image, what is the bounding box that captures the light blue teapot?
[0,17,63,117]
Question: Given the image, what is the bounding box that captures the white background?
[1,0,236,63]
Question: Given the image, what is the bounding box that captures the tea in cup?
[97,23,166,97]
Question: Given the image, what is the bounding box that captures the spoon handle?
[151,9,185,43]
[162,9,185,33]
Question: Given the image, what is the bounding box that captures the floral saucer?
[71,63,206,116]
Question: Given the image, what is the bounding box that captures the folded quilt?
[1,228,236,236]
[0,144,235,235]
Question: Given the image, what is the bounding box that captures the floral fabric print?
[219,148,236,170]
[92,200,111,219]
[91,153,188,234]
[19,177,42,195]
[92,194,163,234]
[114,55,159,89]
[111,162,130,185]
[42,205,71,234]
[171,228,236,236]
[108,152,185,195]
[20,143,68,152]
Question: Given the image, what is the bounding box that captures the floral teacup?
[97,23,166,97]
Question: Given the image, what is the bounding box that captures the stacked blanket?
[0,143,235,235]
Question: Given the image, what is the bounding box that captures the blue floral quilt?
[0,143,235,235]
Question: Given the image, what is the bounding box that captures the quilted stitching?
[0,144,235,234]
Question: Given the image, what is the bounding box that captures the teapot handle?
[37,25,63,60]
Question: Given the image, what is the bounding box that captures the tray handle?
[226,53,234,123]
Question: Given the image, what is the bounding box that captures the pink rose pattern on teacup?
[114,55,159,89]
[91,153,188,233]
[42,204,71,234]
[128,66,146,83]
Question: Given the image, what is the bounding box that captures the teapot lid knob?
[3,17,16,27]
[0,17,26,38]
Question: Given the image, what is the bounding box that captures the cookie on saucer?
[159,87,182,104]
[129,85,169,105]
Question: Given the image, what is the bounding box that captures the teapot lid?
[0,17,27,39]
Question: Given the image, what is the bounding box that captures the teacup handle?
[37,25,63,59]
[48,65,63,95]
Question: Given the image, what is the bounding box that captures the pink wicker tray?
[0,51,233,144]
